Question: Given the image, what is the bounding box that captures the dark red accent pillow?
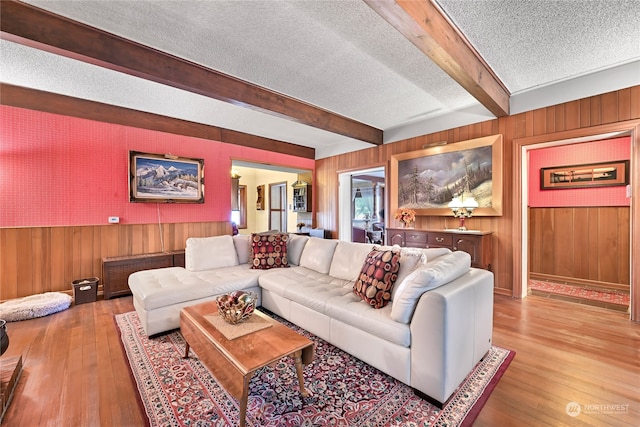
[250,233,290,270]
[353,247,401,308]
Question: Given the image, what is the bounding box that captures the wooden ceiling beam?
[1,84,315,159]
[0,1,382,146]
[365,0,510,117]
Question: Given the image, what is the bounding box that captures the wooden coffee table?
[180,302,314,427]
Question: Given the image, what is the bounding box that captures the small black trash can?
[72,277,99,305]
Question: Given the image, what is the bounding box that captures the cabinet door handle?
[435,237,444,243]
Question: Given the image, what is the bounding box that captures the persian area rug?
[530,279,630,306]
[116,311,514,427]
[0,292,72,322]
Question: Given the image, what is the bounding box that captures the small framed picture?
[540,160,629,190]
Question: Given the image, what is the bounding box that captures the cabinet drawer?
[387,228,493,271]
[404,232,427,246]
[428,233,453,247]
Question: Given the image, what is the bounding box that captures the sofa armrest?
[409,268,494,404]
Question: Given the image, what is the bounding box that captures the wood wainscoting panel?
[529,207,630,287]
[0,221,231,301]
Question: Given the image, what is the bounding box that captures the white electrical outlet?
[626,185,631,198]
[108,216,120,224]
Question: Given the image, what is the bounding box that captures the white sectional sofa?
[128,233,494,406]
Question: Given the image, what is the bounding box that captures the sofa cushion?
[328,241,375,281]
[353,246,401,309]
[421,247,452,260]
[390,248,426,301]
[259,267,410,347]
[299,237,339,274]
[325,294,411,347]
[378,247,450,301]
[129,265,264,310]
[287,234,309,266]
[233,234,252,264]
[185,235,238,272]
[251,233,290,269]
[391,251,471,323]
[259,266,353,312]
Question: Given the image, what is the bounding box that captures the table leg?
[183,342,190,359]
[239,375,253,427]
[239,396,247,427]
[293,350,311,398]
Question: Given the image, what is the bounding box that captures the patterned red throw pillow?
[250,233,290,270]
[353,247,401,308]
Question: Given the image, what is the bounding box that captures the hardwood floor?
[1,294,638,426]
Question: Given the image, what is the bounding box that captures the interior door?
[269,182,287,231]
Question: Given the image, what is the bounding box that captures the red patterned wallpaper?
[528,136,631,207]
[0,106,314,227]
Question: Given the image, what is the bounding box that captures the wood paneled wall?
[0,222,230,300]
[315,86,640,295]
[529,207,630,287]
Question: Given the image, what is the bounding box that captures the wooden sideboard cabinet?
[102,250,185,299]
[387,228,493,271]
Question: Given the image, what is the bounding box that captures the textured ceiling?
[437,0,640,92]
[3,0,639,159]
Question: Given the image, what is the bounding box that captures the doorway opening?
[230,160,312,235]
[338,166,386,243]
[516,127,636,319]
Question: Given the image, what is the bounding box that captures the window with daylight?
[353,186,374,220]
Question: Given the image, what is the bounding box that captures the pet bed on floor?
[0,292,73,322]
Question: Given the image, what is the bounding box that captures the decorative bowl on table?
[215,291,257,324]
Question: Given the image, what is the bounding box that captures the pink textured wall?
[0,106,314,227]
[528,136,630,207]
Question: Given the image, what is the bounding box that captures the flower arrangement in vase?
[393,207,416,228]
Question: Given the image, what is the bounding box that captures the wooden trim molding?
[0,0,382,146]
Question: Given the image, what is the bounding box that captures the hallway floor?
[529,279,630,313]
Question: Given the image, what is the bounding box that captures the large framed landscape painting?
[129,151,204,203]
[390,134,503,216]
